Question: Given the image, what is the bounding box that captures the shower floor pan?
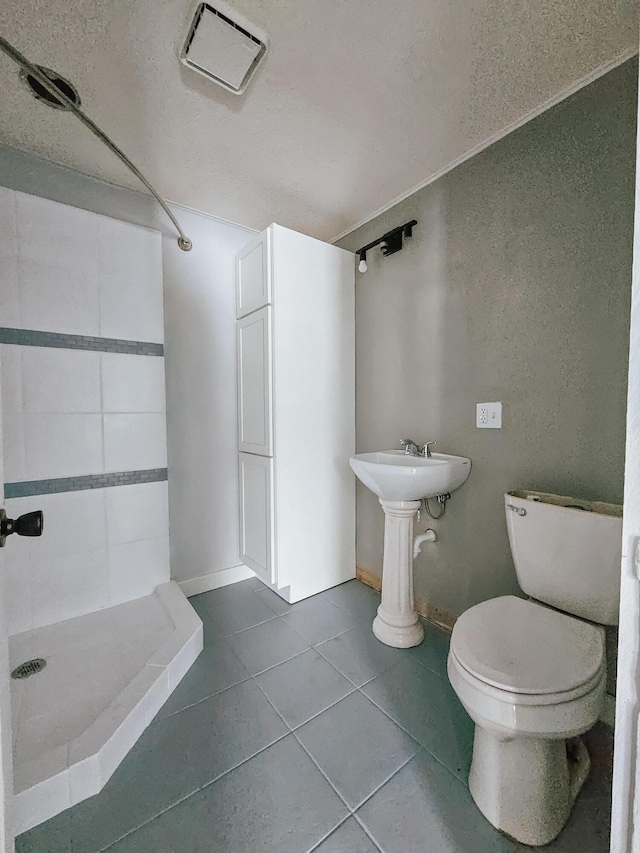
[10,581,203,834]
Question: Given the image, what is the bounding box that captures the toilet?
[447,489,622,847]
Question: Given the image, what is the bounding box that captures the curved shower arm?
[0,34,193,251]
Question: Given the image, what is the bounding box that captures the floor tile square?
[317,624,408,686]
[256,649,354,728]
[191,588,277,638]
[361,658,473,782]
[282,598,357,645]
[325,580,381,625]
[18,680,287,853]
[154,637,250,720]
[105,736,348,853]
[254,586,294,615]
[406,619,451,679]
[312,818,380,852]
[226,617,310,674]
[16,820,71,853]
[356,749,516,853]
[296,691,418,809]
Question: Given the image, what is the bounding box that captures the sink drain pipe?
[413,528,437,559]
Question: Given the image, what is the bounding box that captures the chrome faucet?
[400,439,437,458]
[400,438,421,456]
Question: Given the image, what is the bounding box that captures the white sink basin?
[350,450,471,501]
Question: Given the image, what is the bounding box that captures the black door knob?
[0,509,44,545]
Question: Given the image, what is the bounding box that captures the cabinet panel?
[237,307,272,455]
[236,233,271,318]
[239,453,274,584]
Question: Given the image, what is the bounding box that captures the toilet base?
[468,726,590,846]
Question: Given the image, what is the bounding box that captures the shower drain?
[11,659,46,680]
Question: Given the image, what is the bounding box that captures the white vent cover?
[180,2,268,95]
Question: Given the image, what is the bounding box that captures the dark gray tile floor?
[17,579,614,853]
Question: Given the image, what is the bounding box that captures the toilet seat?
[450,595,605,696]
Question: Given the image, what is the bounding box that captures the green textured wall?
[339,58,637,617]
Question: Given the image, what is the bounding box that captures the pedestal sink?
[350,450,471,648]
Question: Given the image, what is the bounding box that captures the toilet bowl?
[449,595,606,846]
[446,489,621,845]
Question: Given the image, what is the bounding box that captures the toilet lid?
[450,596,604,695]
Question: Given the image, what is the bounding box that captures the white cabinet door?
[238,453,275,584]
[237,307,272,456]
[236,232,271,319]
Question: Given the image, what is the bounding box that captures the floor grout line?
[152,672,252,722]
[305,814,354,853]
[348,751,417,813]
[352,810,386,852]
[18,578,614,852]
[254,672,358,733]
[357,686,472,788]
[98,726,294,852]
[291,728,355,814]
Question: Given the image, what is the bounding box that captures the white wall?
[161,207,256,589]
[0,188,170,634]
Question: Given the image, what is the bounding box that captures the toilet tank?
[505,490,623,626]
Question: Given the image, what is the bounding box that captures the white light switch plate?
[477,402,502,429]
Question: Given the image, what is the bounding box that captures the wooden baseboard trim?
[356,566,457,633]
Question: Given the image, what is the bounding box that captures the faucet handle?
[421,441,437,457]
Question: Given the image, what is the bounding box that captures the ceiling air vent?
[180,2,268,95]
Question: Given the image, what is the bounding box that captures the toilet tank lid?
[450,596,605,695]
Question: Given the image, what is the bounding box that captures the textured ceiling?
[0,1,637,241]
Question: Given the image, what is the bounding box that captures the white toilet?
[447,489,622,847]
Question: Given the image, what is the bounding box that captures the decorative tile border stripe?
[4,468,168,499]
[0,328,163,356]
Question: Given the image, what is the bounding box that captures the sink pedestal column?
[372,499,424,648]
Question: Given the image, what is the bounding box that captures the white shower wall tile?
[5,486,170,633]
[103,413,167,472]
[2,192,169,634]
[98,219,163,343]
[22,347,102,413]
[105,481,169,546]
[98,218,162,284]
[16,192,99,276]
[101,352,166,413]
[0,185,17,258]
[25,490,108,558]
[6,556,32,637]
[108,536,170,606]
[4,192,163,342]
[0,345,26,482]
[99,273,165,343]
[31,548,110,630]
[0,258,20,328]
[23,413,104,480]
[18,259,100,336]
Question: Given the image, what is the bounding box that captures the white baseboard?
[177,565,255,598]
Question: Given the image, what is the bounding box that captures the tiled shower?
[0,186,201,833]
[1,186,169,631]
